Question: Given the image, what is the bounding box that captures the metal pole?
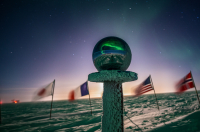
[190,71,200,105]
[150,75,160,111]
[50,79,55,119]
[87,81,92,115]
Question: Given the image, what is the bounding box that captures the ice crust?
[88,70,138,83]
[102,81,124,132]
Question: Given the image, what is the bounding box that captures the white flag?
[32,80,55,101]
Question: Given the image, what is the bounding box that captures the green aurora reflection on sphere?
[92,36,132,71]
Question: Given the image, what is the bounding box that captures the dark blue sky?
[1,0,200,103]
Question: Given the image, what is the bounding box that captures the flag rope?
[123,108,143,132]
[150,75,160,111]
[190,71,200,105]
[50,79,55,119]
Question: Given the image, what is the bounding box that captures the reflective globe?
[92,36,132,71]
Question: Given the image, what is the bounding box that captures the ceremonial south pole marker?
[88,37,138,132]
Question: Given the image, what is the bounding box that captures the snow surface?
[0,91,200,131]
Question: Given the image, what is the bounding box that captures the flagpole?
[190,71,200,105]
[50,79,55,119]
[150,75,160,111]
[87,81,92,115]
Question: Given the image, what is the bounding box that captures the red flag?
[68,90,75,101]
[176,72,195,93]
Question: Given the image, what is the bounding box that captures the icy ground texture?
[123,92,200,132]
[102,82,124,132]
[0,92,200,132]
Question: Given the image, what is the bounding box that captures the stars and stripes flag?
[176,72,195,93]
[134,76,154,96]
[134,75,160,110]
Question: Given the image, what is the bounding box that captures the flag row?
[32,71,198,102]
[29,71,199,117]
[135,71,197,97]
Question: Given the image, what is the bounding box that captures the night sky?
[1,0,200,103]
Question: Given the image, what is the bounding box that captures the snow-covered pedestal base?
[88,70,138,132]
[102,81,123,131]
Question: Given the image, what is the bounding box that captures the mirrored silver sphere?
[92,36,132,71]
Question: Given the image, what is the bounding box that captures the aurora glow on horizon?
[1,0,200,103]
[100,42,125,51]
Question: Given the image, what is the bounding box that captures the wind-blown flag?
[134,76,154,96]
[176,72,195,93]
[32,80,55,101]
[69,81,89,101]
[134,75,160,110]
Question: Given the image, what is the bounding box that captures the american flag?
[176,72,195,93]
[135,76,154,96]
